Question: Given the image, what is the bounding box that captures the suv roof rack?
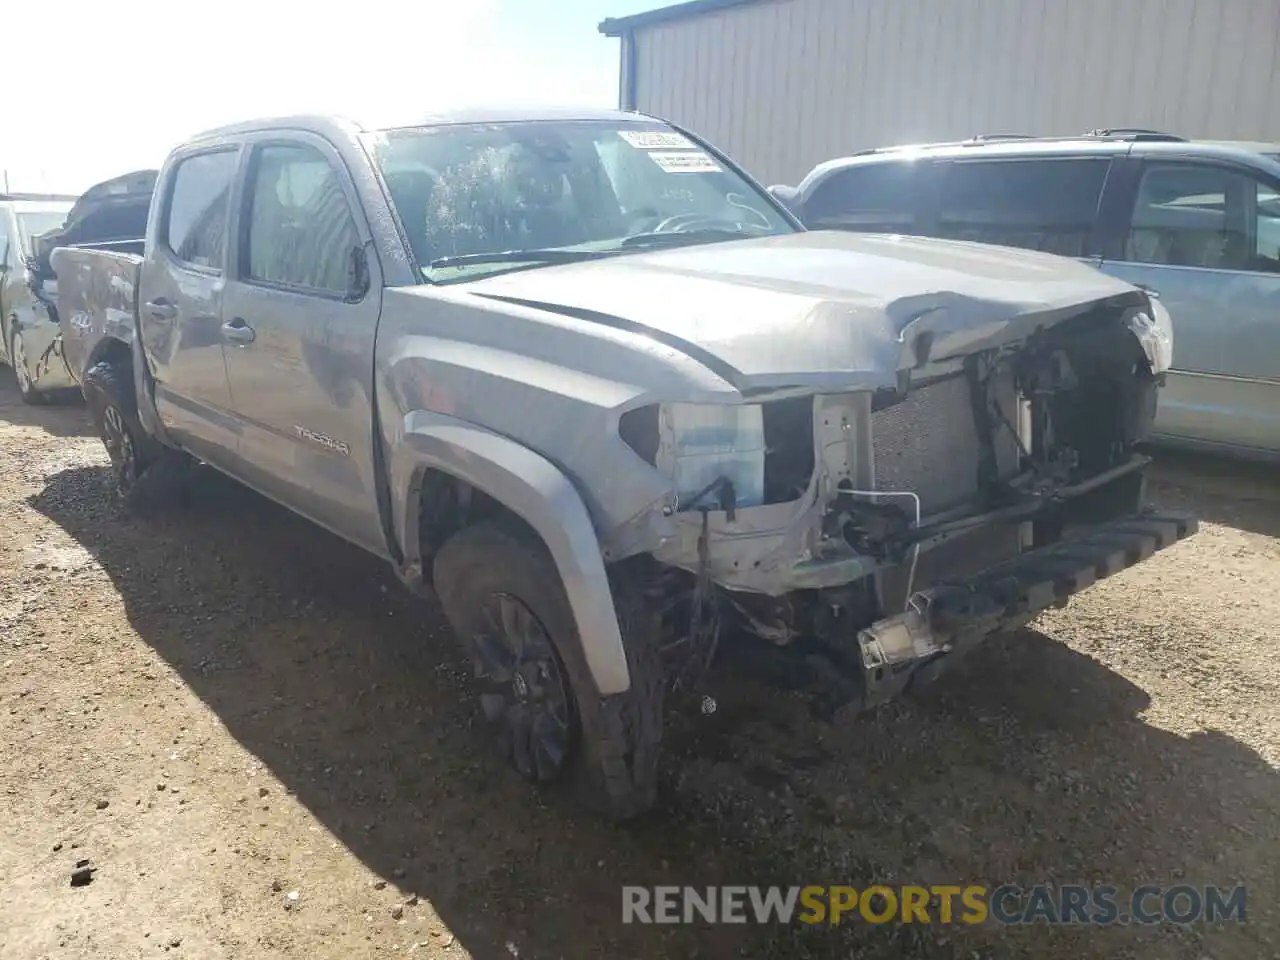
[847,133,1037,156]
[1083,128,1187,142]
[966,133,1037,142]
[839,127,1187,161]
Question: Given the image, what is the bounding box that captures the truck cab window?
[244,144,361,294]
[165,151,237,271]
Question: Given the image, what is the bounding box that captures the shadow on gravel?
[1147,447,1280,539]
[27,464,751,960]
[28,463,1280,960]
[0,371,91,437]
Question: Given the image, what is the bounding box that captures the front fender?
[389,410,631,696]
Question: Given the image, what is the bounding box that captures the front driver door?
[138,147,240,461]
[219,135,385,554]
[1101,160,1280,456]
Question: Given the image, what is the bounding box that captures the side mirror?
[766,184,801,218]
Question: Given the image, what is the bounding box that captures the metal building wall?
[624,0,1280,186]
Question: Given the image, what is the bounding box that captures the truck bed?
[50,245,142,386]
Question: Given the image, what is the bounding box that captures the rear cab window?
[936,157,1111,257]
[164,151,238,271]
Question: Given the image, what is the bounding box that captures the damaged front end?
[614,291,1193,711]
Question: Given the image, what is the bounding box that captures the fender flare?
[390,410,631,696]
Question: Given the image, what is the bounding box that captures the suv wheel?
[433,522,663,819]
[9,327,47,405]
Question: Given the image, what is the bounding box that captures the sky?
[2,0,659,194]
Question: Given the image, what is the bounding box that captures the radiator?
[870,371,1024,612]
[870,371,1020,513]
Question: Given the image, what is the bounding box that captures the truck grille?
[870,372,1020,513]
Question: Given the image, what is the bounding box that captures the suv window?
[937,158,1110,257]
[1126,163,1280,273]
[15,212,67,255]
[801,163,918,232]
[1,222,18,272]
[243,143,361,295]
[165,151,237,270]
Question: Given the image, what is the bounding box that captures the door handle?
[221,318,256,344]
[144,299,177,321]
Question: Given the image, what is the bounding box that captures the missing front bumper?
[856,510,1198,708]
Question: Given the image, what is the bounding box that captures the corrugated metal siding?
[627,0,1280,185]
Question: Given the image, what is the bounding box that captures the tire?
[433,522,663,820]
[82,357,163,506]
[9,327,47,406]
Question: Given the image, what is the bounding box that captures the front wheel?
[9,327,47,405]
[433,522,663,819]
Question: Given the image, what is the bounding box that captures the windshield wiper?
[428,248,618,269]
[619,226,760,249]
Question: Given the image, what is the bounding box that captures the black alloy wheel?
[473,591,577,782]
[101,402,140,496]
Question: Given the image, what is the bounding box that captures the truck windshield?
[374,120,796,282]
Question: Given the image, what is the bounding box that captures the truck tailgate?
[50,246,142,386]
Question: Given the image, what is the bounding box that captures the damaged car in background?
[1,192,75,402]
[1,172,157,403]
[48,109,1194,819]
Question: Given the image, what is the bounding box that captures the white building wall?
[626,0,1280,185]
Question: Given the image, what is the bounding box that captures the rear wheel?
[82,357,172,506]
[9,327,47,405]
[433,522,663,819]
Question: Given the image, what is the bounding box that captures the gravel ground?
[1,371,1277,960]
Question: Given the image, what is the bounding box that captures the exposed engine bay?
[614,294,1189,712]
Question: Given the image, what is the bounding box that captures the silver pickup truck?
[51,108,1195,818]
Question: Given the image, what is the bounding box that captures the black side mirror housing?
[767,184,799,214]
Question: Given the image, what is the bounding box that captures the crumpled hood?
[465,230,1143,392]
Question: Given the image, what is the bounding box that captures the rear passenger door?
[933,156,1112,261]
[138,147,240,462]
[1100,160,1280,455]
[219,134,386,554]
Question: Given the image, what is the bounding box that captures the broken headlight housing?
[620,402,766,510]
[1127,299,1174,375]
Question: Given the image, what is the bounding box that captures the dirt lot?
[2,372,1278,960]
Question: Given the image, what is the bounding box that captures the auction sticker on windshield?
[648,151,723,174]
[619,130,694,149]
